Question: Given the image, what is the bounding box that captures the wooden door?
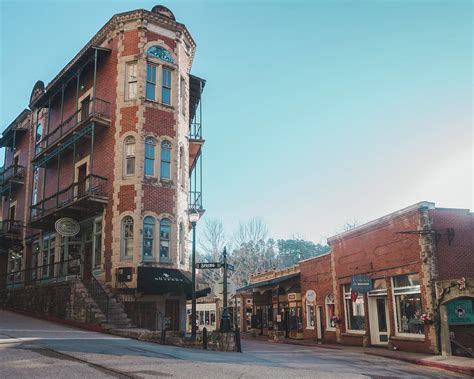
[165,299,180,331]
[77,163,87,197]
[81,96,90,121]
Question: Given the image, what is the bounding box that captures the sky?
[0,0,472,243]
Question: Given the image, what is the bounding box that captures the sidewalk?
[241,333,474,376]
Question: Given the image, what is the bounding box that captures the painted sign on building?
[447,299,474,325]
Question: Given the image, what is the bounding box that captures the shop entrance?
[165,299,180,331]
[368,296,390,345]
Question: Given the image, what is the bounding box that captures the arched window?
[147,45,174,63]
[178,222,184,264]
[159,218,171,262]
[143,216,155,260]
[121,216,134,259]
[325,294,336,330]
[179,146,185,187]
[144,137,156,177]
[160,141,171,180]
[124,136,135,176]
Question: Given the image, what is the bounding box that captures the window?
[125,62,137,100]
[144,137,156,176]
[162,68,171,105]
[93,218,102,268]
[147,45,174,63]
[160,141,171,180]
[306,303,315,328]
[180,76,186,115]
[392,274,424,335]
[343,284,365,332]
[146,64,157,101]
[31,240,40,281]
[35,123,43,155]
[159,218,171,262]
[179,146,185,187]
[7,250,23,285]
[325,294,336,330]
[42,235,55,278]
[124,136,136,176]
[143,216,155,260]
[178,222,184,264]
[121,216,134,259]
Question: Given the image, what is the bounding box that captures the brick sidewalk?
[241,333,474,376]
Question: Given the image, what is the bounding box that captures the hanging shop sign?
[306,290,316,303]
[447,299,474,325]
[55,217,80,237]
[351,274,372,293]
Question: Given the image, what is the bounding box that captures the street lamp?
[189,210,200,340]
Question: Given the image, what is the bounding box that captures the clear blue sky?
[1,1,472,242]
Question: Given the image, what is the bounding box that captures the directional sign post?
[226,263,235,272]
[196,262,222,269]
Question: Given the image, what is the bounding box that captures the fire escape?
[188,75,205,214]
[29,46,111,230]
[0,113,28,252]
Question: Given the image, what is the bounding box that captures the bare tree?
[337,218,364,233]
[233,217,268,247]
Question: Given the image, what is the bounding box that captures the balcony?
[0,220,23,254]
[29,174,108,229]
[0,164,25,195]
[33,98,111,168]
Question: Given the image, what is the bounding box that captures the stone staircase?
[82,276,132,329]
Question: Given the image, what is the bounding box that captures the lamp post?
[189,210,200,340]
[220,246,231,332]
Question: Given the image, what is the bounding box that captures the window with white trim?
[343,284,365,332]
[123,136,135,176]
[325,294,336,330]
[306,303,315,328]
[143,216,155,260]
[121,216,134,259]
[160,141,171,180]
[162,68,172,105]
[125,62,138,100]
[146,64,157,101]
[392,273,424,335]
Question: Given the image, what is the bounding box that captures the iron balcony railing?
[189,190,203,212]
[0,164,25,185]
[30,174,107,222]
[35,97,111,157]
[0,219,23,237]
[0,258,82,289]
[189,120,202,140]
[83,275,110,323]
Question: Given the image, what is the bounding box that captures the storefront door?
[369,296,390,345]
[165,299,180,331]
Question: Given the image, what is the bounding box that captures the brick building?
[0,5,206,332]
[300,202,474,356]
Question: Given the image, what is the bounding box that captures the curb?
[0,306,105,333]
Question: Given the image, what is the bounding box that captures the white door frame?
[368,295,390,345]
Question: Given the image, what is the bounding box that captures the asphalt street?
[0,310,466,378]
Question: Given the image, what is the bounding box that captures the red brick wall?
[431,209,474,281]
[143,185,174,215]
[120,106,139,137]
[122,30,140,56]
[143,108,176,138]
[145,31,177,51]
[118,185,136,214]
[300,253,337,342]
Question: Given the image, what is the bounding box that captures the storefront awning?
[237,272,300,293]
[137,267,211,298]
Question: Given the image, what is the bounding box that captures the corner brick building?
[0,5,206,332]
[299,202,473,356]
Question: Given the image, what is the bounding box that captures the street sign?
[196,262,222,269]
[226,263,235,272]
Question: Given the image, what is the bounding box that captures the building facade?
[300,202,473,356]
[0,5,205,332]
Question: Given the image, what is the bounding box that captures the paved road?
[0,310,465,378]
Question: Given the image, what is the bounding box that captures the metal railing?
[189,190,203,211]
[0,219,23,237]
[83,275,110,323]
[0,258,82,289]
[35,97,111,157]
[116,280,137,303]
[30,174,107,222]
[0,164,25,184]
[189,120,202,140]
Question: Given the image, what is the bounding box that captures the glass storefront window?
[289,307,302,331]
[325,294,336,329]
[344,284,366,331]
[306,304,315,328]
[393,274,424,335]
